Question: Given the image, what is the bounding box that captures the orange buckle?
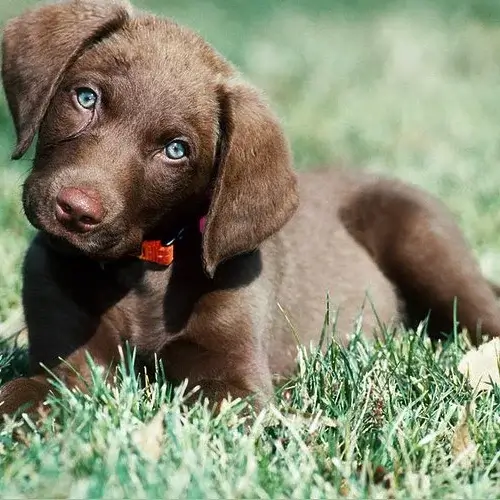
[138,240,174,266]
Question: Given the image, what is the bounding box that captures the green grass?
[1,0,500,497]
[1,333,499,498]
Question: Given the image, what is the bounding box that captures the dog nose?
[55,187,104,232]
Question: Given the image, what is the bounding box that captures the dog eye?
[164,140,188,160]
[75,88,98,109]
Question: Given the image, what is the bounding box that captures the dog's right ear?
[1,0,132,160]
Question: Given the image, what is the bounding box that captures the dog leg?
[0,375,52,417]
[162,339,273,414]
[340,179,500,345]
[185,379,268,415]
[0,236,121,418]
[0,320,120,418]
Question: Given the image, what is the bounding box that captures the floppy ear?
[1,0,132,160]
[202,81,299,277]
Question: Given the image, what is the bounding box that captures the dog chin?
[41,231,141,262]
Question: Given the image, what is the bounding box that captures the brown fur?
[1,0,499,416]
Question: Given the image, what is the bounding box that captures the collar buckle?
[138,240,174,266]
[137,215,207,267]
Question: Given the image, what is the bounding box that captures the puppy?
[1,0,499,415]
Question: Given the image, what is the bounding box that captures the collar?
[136,215,207,266]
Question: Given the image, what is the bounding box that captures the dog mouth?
[32,209,144,260]
[23,185,191,263]
[23,187,144,260]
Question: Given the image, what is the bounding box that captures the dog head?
[2,0,299,276]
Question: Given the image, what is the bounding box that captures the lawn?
[1,0,500,497]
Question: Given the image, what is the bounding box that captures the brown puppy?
[1,0,499,416]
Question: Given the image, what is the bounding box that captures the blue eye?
[76,87,97,109]
[164,140,188,160]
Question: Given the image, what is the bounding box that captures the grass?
[1,0,500,497]
[1,332,499,499]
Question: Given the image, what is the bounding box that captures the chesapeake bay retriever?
[1,0,499,416]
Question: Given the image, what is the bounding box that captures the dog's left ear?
[202,80,299,277]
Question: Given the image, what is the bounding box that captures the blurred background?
[2,0,500,321]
